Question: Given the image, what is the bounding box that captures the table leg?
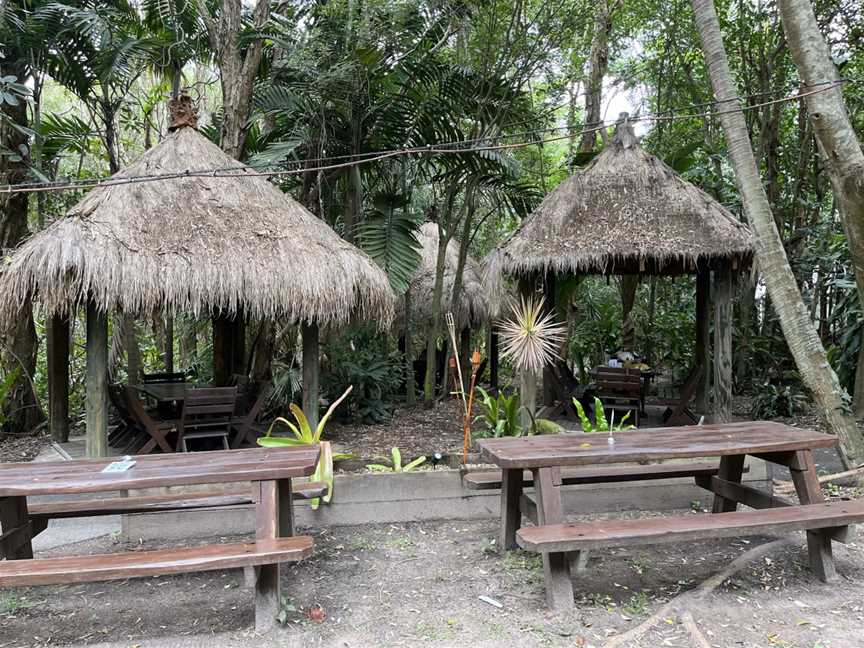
[500,468,522,551]
[254,478,293,632]
[532,467,574,610]
[788,450,837,582]
[0,496,33,560]
[712,454,746,513]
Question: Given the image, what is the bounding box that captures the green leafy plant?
[258,385,353,508]
[473,388,563,439]
[572,397,635,433]
[366,447,427,473]
[473,387,522,438]
[750,382,809,419]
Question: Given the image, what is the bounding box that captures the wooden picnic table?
[478,421,845,609]
[0,446,319,630]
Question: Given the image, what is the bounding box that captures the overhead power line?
[0,78,854,196]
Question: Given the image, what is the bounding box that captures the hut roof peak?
[490,119,753,281]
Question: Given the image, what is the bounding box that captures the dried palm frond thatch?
[401,222,489,330]
[488,117,753,294]
[0,127,395,327]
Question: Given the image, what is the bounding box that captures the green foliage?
[366,447,427,473]
[572,397,635,433]
[750,382,809,419]
[473,387,563,439]
[0,367,20,428]
[322,323,404,424]
[360,186,423,295]
[258,386,353,508]
[473,387,522,438]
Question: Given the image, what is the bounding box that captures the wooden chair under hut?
[0,97,394,456]
[485,114,754,426]
[400,222,489,400]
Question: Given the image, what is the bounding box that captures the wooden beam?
[85,300,108,458]
[696,475,793,509]
[542,272,557,406]
[694,266,711,413]
[47,314,70,443]
[712,266,733,422]
[231,309,246,378]
[302,321,320,431]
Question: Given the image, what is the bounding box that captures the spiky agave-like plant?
[498,295,567,373]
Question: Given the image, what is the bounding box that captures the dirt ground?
[3,501,864,648]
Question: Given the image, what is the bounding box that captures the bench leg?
[789,450,838,583]
[712,455,745,513]
[254,478,294,632]
[500,468,522,551]
[532,468,574,610]
[0,496,33,560]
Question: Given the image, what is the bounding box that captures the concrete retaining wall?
[122,458,771,541]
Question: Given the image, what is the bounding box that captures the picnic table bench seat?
[0,536,313,587]
[25,481,328,534]
[516,499,864,554]
[463,462,730,490]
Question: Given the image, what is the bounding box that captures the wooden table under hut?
[485,114,755,426]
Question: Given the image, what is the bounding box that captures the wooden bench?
[24,482,328,539]
[463,462,728,490]
[595,367,642,425]
[516,499,864,583]
[0,536,313,587]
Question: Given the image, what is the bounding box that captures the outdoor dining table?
[135,381,213,419]
[0,445,319,629]
[478,421,840,606]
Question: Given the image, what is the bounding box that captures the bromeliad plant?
[572,397,636,433]
[258,385,353,509]
[473,387,564,439]
[366,447,427,473]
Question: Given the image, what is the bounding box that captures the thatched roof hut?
[487,117,754,424]
[488,119,753,281]
[0,126,394,327]
[404,223,488,330]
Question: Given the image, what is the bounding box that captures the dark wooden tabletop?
[135,382,197,403]
[0,446,320,497]
[478,421,837,469]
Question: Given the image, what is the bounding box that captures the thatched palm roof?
[488,119,753,280]
[1,126,395,327]
[403,223,488,329]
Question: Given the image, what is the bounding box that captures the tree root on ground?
[601,537,793,647]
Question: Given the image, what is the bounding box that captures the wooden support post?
[713,265,733,423]
[532,467,574,610]
[711,454,745,513]
[165,315,174,373]
[788,450,838,582]
[0,496,33,560]
[86,300,108,458]
[499,468,523,550]
[254,478,293,632]
[302,321,320,431]
[232,310,246,378]
[542,272,557,406]
[489,325,499,392]
[518,275,536,430]
[47,314,70,443]
[212,315,233,386]
[694,266,711,413]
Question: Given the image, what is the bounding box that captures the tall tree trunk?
[692,0,864,468]
[0,59,42,434]
[578,0,615,153]
[196,0,270,160]
[423,228,450,407]
[618,275,639,353]
[777,0,864,416]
